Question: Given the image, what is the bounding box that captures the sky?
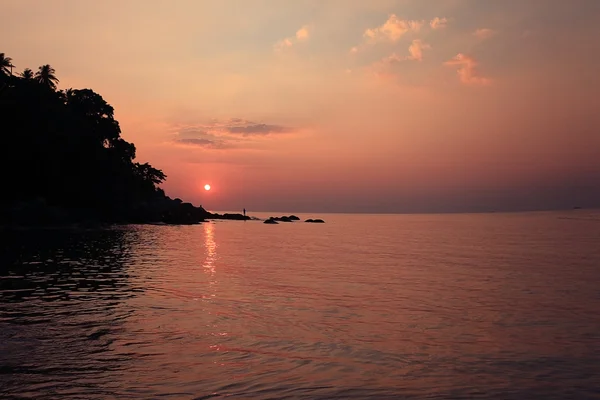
[3,0,600,213]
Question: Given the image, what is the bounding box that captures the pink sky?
[3,0,600,212]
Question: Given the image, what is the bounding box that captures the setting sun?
[204,184,211,191]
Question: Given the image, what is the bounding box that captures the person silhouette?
[243,208,246,217]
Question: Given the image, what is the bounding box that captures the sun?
[204,184,211,191]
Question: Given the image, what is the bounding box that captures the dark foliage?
[0,53,211,225]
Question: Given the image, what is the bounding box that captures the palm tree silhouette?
[64,88,75,101]
[0,53,14,76]
[21,68,34,80]
[35,64,59,90]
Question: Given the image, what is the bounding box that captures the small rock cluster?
[263,215,325,224]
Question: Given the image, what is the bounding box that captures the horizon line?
[208,207,597,216]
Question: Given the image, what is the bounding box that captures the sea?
[1,210,599,399]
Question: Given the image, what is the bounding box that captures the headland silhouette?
[0,53,248,226]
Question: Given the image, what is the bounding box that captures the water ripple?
[1,212,600,398]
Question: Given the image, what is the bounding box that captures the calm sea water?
[1,211,600,399]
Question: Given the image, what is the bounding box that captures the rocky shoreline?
[0,198,329,228]
[0,197,248,227]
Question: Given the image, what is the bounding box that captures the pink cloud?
[368,39,431,78]
[444,53,491,85]
[364,14,424,42]
[352,15,446,53]
[430,17,448,30]
[296,26,309,41]
[407,39,431,61]
[274,25,310,51]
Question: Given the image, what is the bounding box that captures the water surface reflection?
[0,227,140,398]
[1,212,600,399]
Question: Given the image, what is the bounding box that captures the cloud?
[351,15,446,53]
[296,25,309,41]
[430,17,448,30]
[177,138,213,146]
[444,53,491,85]
[407,39,431,61]
[172,128,234,149]
[171,118,294,149]
[381,53,403,65]
[474,28,496,40]
[371,39,431,74]
[274,25,310,51]
[363,14,424,43]
[368,53,403,80]
[176,138,231,149]
[228,123,291,136]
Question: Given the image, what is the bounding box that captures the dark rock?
[288,215,300,220]
[305,218,325,223]
[264,218,278,224]
[158,200,209,224]
[209,213,250,221]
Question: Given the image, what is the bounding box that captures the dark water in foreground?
[1,211,600,399]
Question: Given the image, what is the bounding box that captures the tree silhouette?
[20,68,34,80]
[0,52,211,225]
[62,87,75,102]
[35,64,59,90]
[0,53,14,76]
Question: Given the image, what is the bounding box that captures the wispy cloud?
[444,53,491,85]
[381,53,403,65]
[172,128,235,149]
[171,119,294,149]
[176,138,234,149]
[371,39,431,74]
[430,17,448,30]
[228,123,291,136]
[177,138,213,146]
[274,25,310,51]
[474,28,496,40]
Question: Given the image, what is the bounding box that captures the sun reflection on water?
[203,222,217,277]
[202,223,230,358]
